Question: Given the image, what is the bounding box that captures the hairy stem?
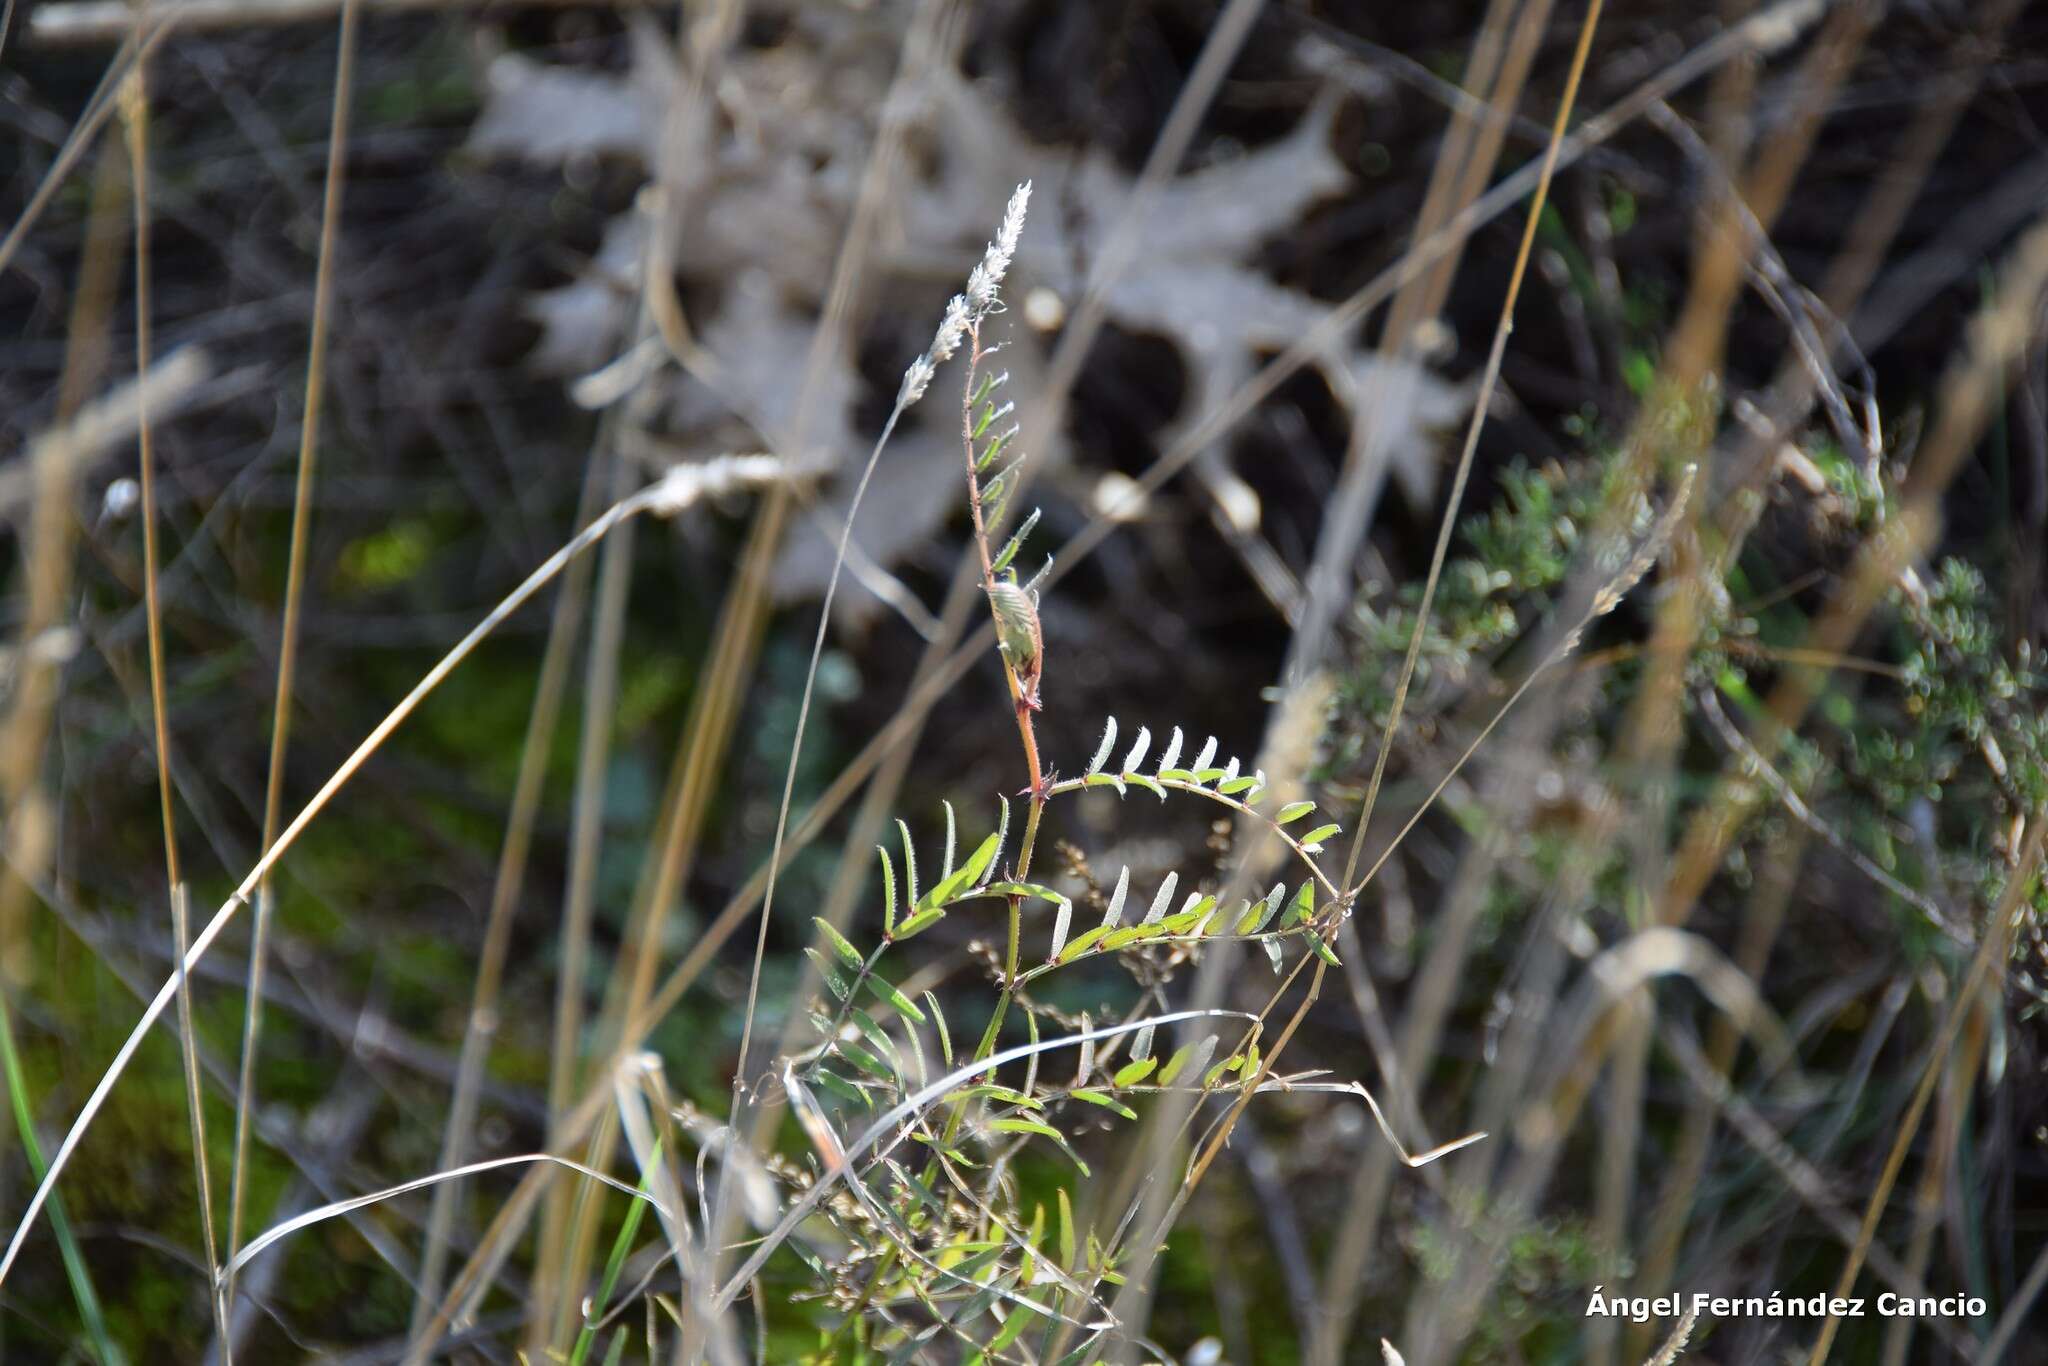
[960,325,1044,799]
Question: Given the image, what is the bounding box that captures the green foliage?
[1335,427,2046,950]
[1837,558,2048,918]
[1333,456,1622,766]
[730,700,1352,1354]
[1414,1202,1602,1359]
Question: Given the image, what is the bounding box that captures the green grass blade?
[568,1137,661,1366]
[0,992,124,1365]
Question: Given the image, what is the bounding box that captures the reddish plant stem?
[960,325,1044,807]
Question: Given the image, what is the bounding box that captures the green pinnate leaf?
[837,1039,895,1080]
[988,1304,1034,1353]
[926,991,953,1067]
[991,508,1040,576]
[992,1119,1090,1175]
[1125,772,1167,800]
[1158,1036,1215,1086]
[897,819,920,908]
[1101,924,1165,952]
[891,908,946,941]
[849,1010,900,1065]
[1161,900,1215,936]
[864,973,927,1025]
[1238,883,1286,935]
[804,948,853,1002]
[972,397,1007,440]
[811,1069,870,1108]
[877,845,898,934]
[1070,1089,1137,1120]
[981,880,1061,901]
[1203,1057,1237,1088]
[813,917,865,971]
[991,1117,1064,1141]
[1289,881,1316,923]
[1112,1057,1157,1087]
[977,424,1016,471]
[923,831,1000,910]
[959,841,1021,894]
[1055,925,1110,963]
[950,1084,1041,1110]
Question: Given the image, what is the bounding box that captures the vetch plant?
[702,183,1471,1359]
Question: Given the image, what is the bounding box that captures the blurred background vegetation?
[4,0,2048,1360]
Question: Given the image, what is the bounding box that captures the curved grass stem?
[0,461,786,1290]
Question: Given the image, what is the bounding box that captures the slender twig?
[0,17,170,283]
[169,885,230,1348]
[230,1153,672,1284]
[1696,688,1959,936]
[1341,0,1607,895]
[124,0,178,905]
[410,444,605,1332]
[1980,1237,2048,1364]
[25,0,669,42]
[1807,822,2046,1365]
[121,54,231,1355]
[226,0,359,1334]
[530,450,636,1351]
[725,396,915,1104]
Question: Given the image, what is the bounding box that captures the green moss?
[337,520,435,592]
